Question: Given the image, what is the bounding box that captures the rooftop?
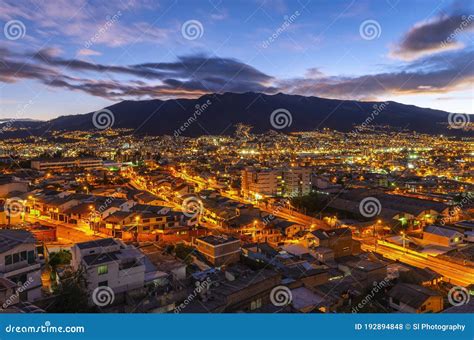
[75,238,118,250]
[198,235,239,246]
[0,230,36,253]
[388,283,441,309]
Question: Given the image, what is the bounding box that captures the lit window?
[250,298,262,310]
[98,265,108,275]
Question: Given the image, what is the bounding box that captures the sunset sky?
[1,0,473,120]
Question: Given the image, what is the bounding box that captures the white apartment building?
[241,167,311,198]
[71,238,146,302]
[0,230,43,303]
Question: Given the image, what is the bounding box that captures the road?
[25,215,100,245]
[173,170,329,229]
[362,242,474,287]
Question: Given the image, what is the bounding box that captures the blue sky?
[0,0,473,120]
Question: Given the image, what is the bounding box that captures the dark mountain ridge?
[1,92,467,137]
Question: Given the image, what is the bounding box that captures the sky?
[0,0,473,120]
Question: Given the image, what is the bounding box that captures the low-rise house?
[327,189,454,229]
[181,267,281,313]
[305,228,357,258]
[242,243,279,264]
[99,205,190,240]
[71,238,147,305]
[338,256,387,287]
[0,176,29,198]
[388,263,443,286]
[423,225,464,247]
[388,283,443,313]
[0,230,42,302]
[195,235,241,267]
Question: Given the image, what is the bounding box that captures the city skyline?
[1,0,473,121]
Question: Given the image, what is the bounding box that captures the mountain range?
[2,92,467,137]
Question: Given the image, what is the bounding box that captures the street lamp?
[400,231,406,249]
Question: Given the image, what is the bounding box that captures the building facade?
[241,167,311,198]
[0,230,42,303]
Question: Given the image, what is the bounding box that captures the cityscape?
[1,126,472,314]
[0,0,473,320]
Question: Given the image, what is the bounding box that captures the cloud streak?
[0,46,472,102]
[390,13,474,61]
[279,49,474,99]
[1,48,277,99]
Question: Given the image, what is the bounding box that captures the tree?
[47,268,92,313]
[48,250,72,269]
[291,192,330,215]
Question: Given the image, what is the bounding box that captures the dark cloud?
[279,49,474,99]
[1,46,472,102]
[1,48,277,99]
[32,49,169,79]
[391,13,474,60]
